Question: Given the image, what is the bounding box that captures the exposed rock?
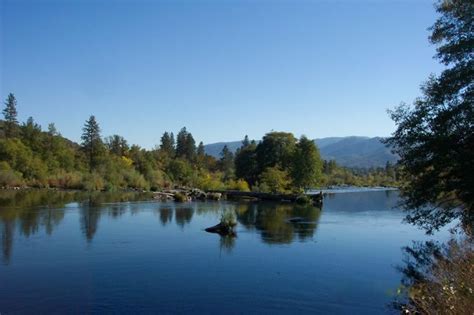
[153,192,175,201]
[205,222,236,236]
[189,188,207,200]
[207,192,222,201]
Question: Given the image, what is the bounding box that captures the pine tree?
[2,93,18,138]
[175,127,188,158]
[242,135,250,148]
[197,141,205,156]
[185,132,196,161]
[160,131,176,156]
[176,127,196,161]
[81,115,103,172]
[220,145,234,179]
[47,123,59,136]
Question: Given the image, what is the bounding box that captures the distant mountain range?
[204,136,398,169]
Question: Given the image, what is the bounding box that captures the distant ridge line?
[204,136,397,169]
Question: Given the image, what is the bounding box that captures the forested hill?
[205,136,398,168]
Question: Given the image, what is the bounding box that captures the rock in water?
[205,222,236,236]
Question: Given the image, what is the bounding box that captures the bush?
[47,171,83,189]
[124,170,149,190]
[220,209,237,226]
[194,172,225,191]
[0,162,24,187]
[174,192,188,202]
[82,172,105,191]
[295,194,311,205]
[226,179,250,191]
[258,166,291,193]
[396,238,474,314]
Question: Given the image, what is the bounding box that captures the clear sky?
[1,0,442,148]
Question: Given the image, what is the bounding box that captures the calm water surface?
[0,190,448,314]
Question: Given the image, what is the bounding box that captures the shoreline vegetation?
[0,95,400,194]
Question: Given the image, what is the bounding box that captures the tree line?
[0,95,398,192]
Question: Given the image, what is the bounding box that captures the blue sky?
[1,0,441,147]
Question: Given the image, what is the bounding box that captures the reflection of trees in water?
[237,202,321,244]
[158,207,173,226]
[175,207,194,228]
[107,205,128,218]
[80,207,101,242]
[194,202,222,215]
[0,190,156,258]
[0,189,79,209]
[1,220,14,265]
[0,190,71,264]
[15,207,65,237]
[220,235,236,253]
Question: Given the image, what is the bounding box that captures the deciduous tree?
[386,0,474,233]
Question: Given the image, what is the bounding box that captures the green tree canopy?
[291,136,323,190]
[258,166,291,194]
[235,140,258,185]
[386,0,474,233]
[105,135,129,157]
[256,132,297,173]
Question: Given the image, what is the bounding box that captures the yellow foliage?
[121,156,133,167]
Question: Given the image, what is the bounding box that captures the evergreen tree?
[47,123,59,136]
[219,145,234,179]
[2,93,18,138]
[242,135,250,148]
[185,132,196,161]
[176,127,196,161]
[160,131,175,156]
[81,115,103,172]
[197,141,205,156]
[386,0,474,233]
[176,127,188,158]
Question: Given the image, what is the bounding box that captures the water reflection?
[1,189,450,314]
[0,190,322,263]
[1,221,13,264]
[80,207,100,242]
[236,202,321,244]
[158,207,173,226]
[175,207,193,228]
[219,234,236,253]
